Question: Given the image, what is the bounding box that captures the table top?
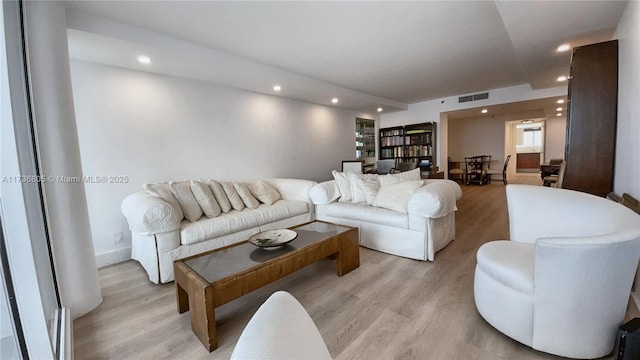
[182,221,353,283]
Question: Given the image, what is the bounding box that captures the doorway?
[506,120,545,174]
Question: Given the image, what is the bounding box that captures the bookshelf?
[356,118,376,160]
[379,122,437,174]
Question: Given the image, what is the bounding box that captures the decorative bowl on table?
[248,229,298,250]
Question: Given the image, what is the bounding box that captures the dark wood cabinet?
[516,153,541,170]
[563,40,618,197]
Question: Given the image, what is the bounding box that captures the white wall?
[381,84,567,169]
[70,60,371,266]
[544,116,567,162]
[614,0,640,311]
[614,0,640,198]
[448,115,506,162]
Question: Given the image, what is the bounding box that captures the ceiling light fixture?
[557,75,568,82]
[557,44,571,52]
[481,109,488,114]
[331,98,339,104]
[557,113,562,117]
[137,55,151,65]
[377,107,383,112]
[556,107,563,111]
[557,99,565,104]
[273,85,281,92]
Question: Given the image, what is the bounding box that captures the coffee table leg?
[337,230,360,276]
[176,282,189,313]
[187,278,217,352]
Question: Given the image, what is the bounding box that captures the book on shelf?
[405,129,428,135]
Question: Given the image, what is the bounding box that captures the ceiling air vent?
[458,92,489,103]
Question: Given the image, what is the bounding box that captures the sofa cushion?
[180,200,309,245]
[332,170,352,203]
[169,181,203,222]
[349,173,380,204]
[373,179,423,214]
[143,182,184,220]
[326,202,408,229]
[385,168,421,181]
[209,180,232,213]
[235,183,260,209]
[248,180,281,205]
[222,181,245,211]
[191,180,221,218]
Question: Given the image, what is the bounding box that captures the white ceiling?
[63,0,628,114]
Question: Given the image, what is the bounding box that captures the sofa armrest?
[263,178,317,203]
[407,181,458,218]
[423,179,462,200]
[309,180,340,205]
[121,191,182,235]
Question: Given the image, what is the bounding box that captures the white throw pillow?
[143,182,184,220]
[169,180,203,222]
[221,181,245,211]
[372,179,423,214]
[191,180,221,218]
[332,170,352,203]
[234,183,260,209]
[386,168,421,181]
[208,180,232,213]
[349,173,380,204]
[248,180,281,205]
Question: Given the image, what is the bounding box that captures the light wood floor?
[74,174,638,359]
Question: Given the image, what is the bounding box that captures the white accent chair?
[474,185,640,359]
[230,291,331,360]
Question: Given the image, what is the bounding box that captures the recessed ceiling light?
[377,107,383,112]
[556,107,563,111]
[137,55,151,65]
[481,109,488,114]
[556,99,565,104]
[557,75,568,82]
[273,85,281,92]
[331,98,339,104]
[557,113,562,117]
[557,44,571,52]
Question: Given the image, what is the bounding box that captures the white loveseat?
[309,170,462,261]
[121,178,316,283]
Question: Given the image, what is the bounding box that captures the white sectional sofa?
[121,178,316,283]
[310,170,462,261]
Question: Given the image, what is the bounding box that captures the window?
[522,127,542,146]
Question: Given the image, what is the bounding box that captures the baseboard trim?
[95,247,131,268]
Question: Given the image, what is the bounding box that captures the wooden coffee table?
[173,220,359,351]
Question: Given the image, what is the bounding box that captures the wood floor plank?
[74,176,638,359]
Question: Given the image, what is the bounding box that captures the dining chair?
[543,160,565,188]
[486,155,511,185]
[448,157,465,183]
[465,155,488,185]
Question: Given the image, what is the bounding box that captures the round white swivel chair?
[474,185,640,359]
